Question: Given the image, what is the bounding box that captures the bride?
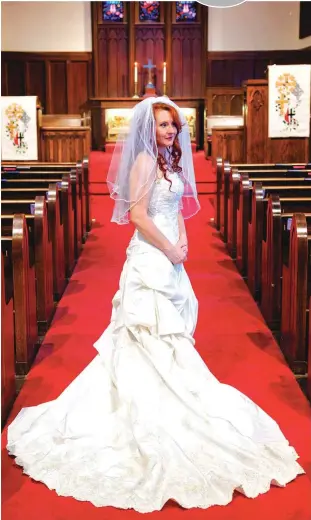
[7,97,305,513]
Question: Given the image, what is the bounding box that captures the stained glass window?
[139,1,160,22]
[176,1,197,22]
[102,1,124,22]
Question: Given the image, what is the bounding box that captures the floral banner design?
[268,64,311,138]
[1,96,38,160]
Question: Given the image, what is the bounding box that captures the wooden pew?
[2,197,54,334]
[235,180,311,276]
[1,215,37,376]
[1,172,82,263]
[2,166,83,252]
[1,251,16,425]
[261,196,311,331]
[1,157,91,237]
[219,162,311,244]
[224,170,311,262]
[280,213,311,374]
[1,180,75,278]
[247,184,311,300]
[2,184,66,301]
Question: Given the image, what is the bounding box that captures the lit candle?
[163,62,167,83]
[134,62,138,83]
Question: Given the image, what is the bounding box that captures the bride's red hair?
[152,103,183,183]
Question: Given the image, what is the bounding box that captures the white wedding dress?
[7,171,305,513]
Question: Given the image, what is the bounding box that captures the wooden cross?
[17,132,24,147]
[143,58,156,87]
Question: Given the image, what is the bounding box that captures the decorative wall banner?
[268,64,311,138]
[1,96,38,160]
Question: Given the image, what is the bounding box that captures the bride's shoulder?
[135,152,155,168]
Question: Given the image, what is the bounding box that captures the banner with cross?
[1,96,38,160]
[268,64,311,138]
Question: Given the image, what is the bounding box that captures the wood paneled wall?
[244,79,309,164]
[2,47,310,113]
[1,52,93,114]
[207,49,311,87]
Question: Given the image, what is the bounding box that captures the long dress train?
[7,172,305,513]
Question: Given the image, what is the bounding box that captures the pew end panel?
[220,161,231,242]
[236,173,252,277]
[261,196,283,331]
[76,160,87,242]
[2,215,38,376]
[214,157,223,231]
[47,184,66,300]
[34,196,55,334]
[247,183,265,300]
[69,168,83,260]
[1,251,16,426]
[280,214,310,374]
[82,156,91,232]
[227,168,240,259]
[59,175,75,278]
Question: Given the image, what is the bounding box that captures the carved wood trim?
[250,90,264,111]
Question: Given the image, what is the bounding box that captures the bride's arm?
[178,212,187,246]
[130,153,185,264]
[131,205,171,253]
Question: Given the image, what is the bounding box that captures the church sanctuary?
[1,1,311,518]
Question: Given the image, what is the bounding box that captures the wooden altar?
[88,97,205,151]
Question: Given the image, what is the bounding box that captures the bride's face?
[154,109,177,148]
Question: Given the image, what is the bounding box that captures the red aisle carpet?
[2,151,311,520]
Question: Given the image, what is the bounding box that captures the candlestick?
[132,62,139,99]
[132,81,139,99]
[163,62,167,84]
[134,62,138,84]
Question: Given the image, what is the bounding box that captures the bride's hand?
[165,243,187,265]
[176,237,188,258]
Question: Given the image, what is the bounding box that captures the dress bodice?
[147,171,184,220]
[128,171,184,252]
